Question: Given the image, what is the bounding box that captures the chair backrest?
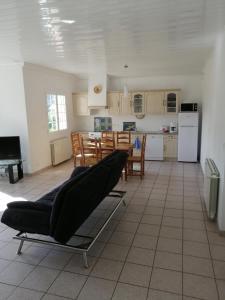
[50,150,128,243]
[116,131,131,144]
[101,131,115,140]
[141,134,147,160]
[71,132,81,156]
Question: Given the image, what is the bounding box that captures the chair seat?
[128,156,142,162]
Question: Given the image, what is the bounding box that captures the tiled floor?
[0,160,225,299]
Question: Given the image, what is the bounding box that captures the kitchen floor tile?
[126,247,155,266]
[77,277,116,300]
[91,258,123,281]
[48,271,87,299]
[154,251,182,271]
[119,262,152,287]
[112,282,148,300]
[183,273,218,300]
[150,268,182,294]
[147,289,182,300]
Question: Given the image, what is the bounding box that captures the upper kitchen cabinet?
[145,91,165,114]
[107,92,121,115]
[73,93,90,116]
[120,93,132,114]
[165,90,180,114]
[132,92,145,115]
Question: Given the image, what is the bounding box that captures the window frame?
[47,93,68,133]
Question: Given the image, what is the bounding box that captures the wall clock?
[93,85,102,94]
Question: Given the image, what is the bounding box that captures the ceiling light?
[61,20,75,24]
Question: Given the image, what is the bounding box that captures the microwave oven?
[180,103,198,112]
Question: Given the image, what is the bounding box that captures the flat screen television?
[0,136,21,160]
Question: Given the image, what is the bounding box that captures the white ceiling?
[0,0,225,78]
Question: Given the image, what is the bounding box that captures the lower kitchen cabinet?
[163,134,177,159]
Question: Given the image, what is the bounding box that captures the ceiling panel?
[0,0,225,77]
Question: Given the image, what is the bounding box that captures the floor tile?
[116,221,139,233]
[210,245,225,261]
[183,273,218,300]
[183,255,214,277]
[216,279,225,300]
[213,260,225,280]
[119,262,152,287]
[141,215,162,225]
[147,289,182,300]
[132,234,157,250]
[77,277,116,300]
[0,261,34,285]
[42,294,71,300]
[48,271,86,299]
[109,231,134,246]
[183,240,210,258]
[20,266,59,292]
[112,282,148,300]
[160,226,182,240]
[183,228,208,243]
[157,237,182,254]
[0,283,16,300]
[7,287,43,300]
[137,224,160,237]
[64,254,96,275]
[126,247,155,266]
[39,250,73,269]
[91,258,123,281]
[150,268,182,294]
[154,251,182,271]
[101,243,129,261]
[162,216,182,228]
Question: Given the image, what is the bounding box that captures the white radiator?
[204,158,220,220]
[50,137,71,166]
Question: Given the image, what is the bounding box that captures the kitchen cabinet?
[120,93,132,114]
[73,93,90,116]
[165,90,180,114]
[132,92,145,115]
[164,134,177,159]
[145,134,164,160]
[145,91,165,114]
[107,92,120,115]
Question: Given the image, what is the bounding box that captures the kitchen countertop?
[77,130,177,135]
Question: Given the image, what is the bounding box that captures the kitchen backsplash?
[74,110,178,132]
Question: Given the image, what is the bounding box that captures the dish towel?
[134,137,141,150]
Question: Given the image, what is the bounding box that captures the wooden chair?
[99,137,115,159]
[116,131,131,144]
[101,131,115,140]
[71,132,82,167]
[80,136,99,166]
[126,134,146,180]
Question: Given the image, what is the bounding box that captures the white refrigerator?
[178,112,199,162]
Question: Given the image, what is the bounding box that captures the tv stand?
[0,160,23,184]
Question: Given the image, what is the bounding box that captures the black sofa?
[1,150,128,266]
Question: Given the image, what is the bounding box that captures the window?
[47,94,67,132]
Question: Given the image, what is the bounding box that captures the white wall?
[201,32,225,231]
[23,63,78,173]
[74,75,202,132]
[0,64,31,173]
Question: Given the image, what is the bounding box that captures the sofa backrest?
[50,151,127,243]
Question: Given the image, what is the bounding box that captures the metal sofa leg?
[83,252,89,268]
[17,240,24,255]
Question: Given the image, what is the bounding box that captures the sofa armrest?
[70,166,90,178]
[7,201,52,212]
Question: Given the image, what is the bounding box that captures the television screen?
[0,136,21,160]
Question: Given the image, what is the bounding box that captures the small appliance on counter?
[169,121,177,133]
[180,103,198,112]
